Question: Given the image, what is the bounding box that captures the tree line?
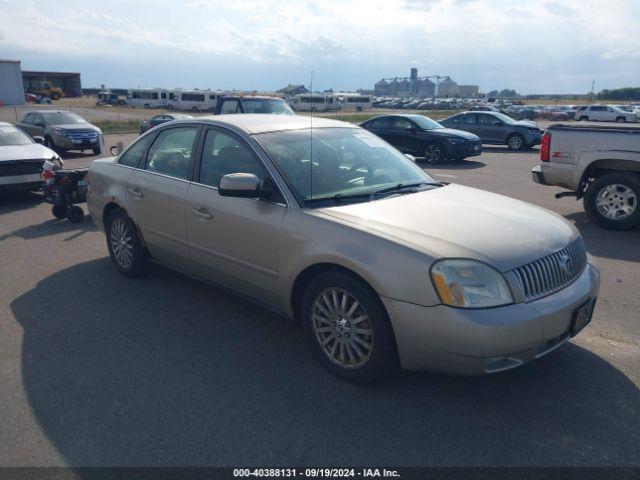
[597,88,640,100]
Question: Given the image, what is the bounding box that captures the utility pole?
[588,78,595,104]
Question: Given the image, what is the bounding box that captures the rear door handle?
[191,207,213,220]
[128,187,143,198]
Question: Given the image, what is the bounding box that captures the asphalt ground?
[0,134,639,468]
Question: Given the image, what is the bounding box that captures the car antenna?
[309,69,314,202]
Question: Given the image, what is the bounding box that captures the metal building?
[0,59,25,105]
[22,70,82,97]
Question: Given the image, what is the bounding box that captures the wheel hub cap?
[110,218,134,268]
[311,287,374,369]
[595,184,637,220]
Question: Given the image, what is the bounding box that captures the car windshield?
[241,99,294,115]
[493,112,516,124]
[409,115,444,130]
[257,127,437,206]
[0,125,33,146]
[41,112,87,125]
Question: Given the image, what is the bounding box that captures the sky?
[1,0,639,94]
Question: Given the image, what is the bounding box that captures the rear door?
[126,125,200,270]
[185,127,286,307]
[363,117,392,143]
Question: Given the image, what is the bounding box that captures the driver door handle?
[128,187,143,198]
[192,207,213,220]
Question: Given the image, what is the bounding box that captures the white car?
[0,122,59,194]
[574,105,636,123]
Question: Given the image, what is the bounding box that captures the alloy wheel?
[311,287,374,369]
[424,144,443,163]
[508,135,523,150]
[595,184,637,220]
[110,217,134,269]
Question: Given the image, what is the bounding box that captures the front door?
[126,125,200,270]
[185,127,286,307]
[388,116,422,154]
[477,113,503,143]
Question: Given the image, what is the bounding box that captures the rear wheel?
[106,209,149,277]
[579,115,588,121]
[584,172,640,230]
[424,142,444,163]
[66,205,84,223]
[52,205,68,219]
[301,271,398,383]
[616,116,626,123]
[507,133,525,151]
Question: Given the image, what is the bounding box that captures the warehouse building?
[0,59,25,105]
[22,70,82,97]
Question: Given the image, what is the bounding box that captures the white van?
[336,94,372,111]
[167,90,220,112]
[126,89,169,109]
[290,94,339,112]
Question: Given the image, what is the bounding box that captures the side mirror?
[218,173,261,198]
[33,136,45,145]
[404,154,416,162]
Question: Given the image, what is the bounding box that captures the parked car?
[0,121,60,194]
[17,111,104,155]
[532,123,640,230]
[360,114,481,163]
[574,105,636,123]
[87,115,599,382]
[215,96,294,115]
[440,111,542,150]
[139,113,193,134]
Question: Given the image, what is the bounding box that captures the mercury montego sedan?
[87,115,599,382]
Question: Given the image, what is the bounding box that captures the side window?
[390,117,412,130]
[460,114,476,124]
[118,134,155,168]
[32,113,44,125]
[477,114,494,125]
[22,113,33,124]
[199,129,267,188]
[368,117,390,129]
[220,100,240,114]
[145,127,198,180]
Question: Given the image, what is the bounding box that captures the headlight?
[430,259,513,308]
[446,138,466,144]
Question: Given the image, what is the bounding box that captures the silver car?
[87,115,600,382]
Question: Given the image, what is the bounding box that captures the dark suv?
[440,111,542,150]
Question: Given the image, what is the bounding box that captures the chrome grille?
[511,237,587,302]
[65,130,99,142]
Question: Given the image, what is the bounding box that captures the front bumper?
[53,133,102,151]
[0,173,42,192]
[382,263,600,374]
[445,140,482,159]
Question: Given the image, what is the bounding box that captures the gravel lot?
[0,133,639,468]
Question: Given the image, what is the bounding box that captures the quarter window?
[199,129,266,187]
[118,134,155,168]
[145,127,198,179]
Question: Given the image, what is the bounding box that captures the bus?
[167,90,222,112]
[126,89,169,109]
[336,94,372,111]
[290,94,339,112]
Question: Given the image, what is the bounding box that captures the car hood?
[0,143,58,162]
[48,123,99,131]
[513,120,538,128]
[428,128,479,140]
[316,184,577,272]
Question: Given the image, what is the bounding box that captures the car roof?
[190,114,354,134]
[27,110,77,114]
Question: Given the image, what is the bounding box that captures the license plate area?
[570,298,596,337]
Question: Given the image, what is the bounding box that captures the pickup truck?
[532,124,640,230]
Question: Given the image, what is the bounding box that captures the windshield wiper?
[305,182,443,205]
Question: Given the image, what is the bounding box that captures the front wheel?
[106,209,149,277]
[616,116,626,123]
[584,173,640,230]
[424,142,444,163]
[301,271,398,383]
[92,146,101,155]
[506,133,525,151]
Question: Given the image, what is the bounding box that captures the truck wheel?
[507,133,525,150]
[106,209,149,277]
[301,271,398,383]
[584,173,640,230]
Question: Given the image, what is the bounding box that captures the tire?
[66,205,84,223]
[92,146,101,155]
[584,172,640,230]
[506,133,525,151]
[424,142,445,163]
[144,103,151,109]
[105,209,149,277]
[301,271,398,383]
[616,116,626,123]
[52,205,68,219]
[579,116,588,121]
[44,136,57,151]
[51,93,60,101]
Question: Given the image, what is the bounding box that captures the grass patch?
[94,119,139,134]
